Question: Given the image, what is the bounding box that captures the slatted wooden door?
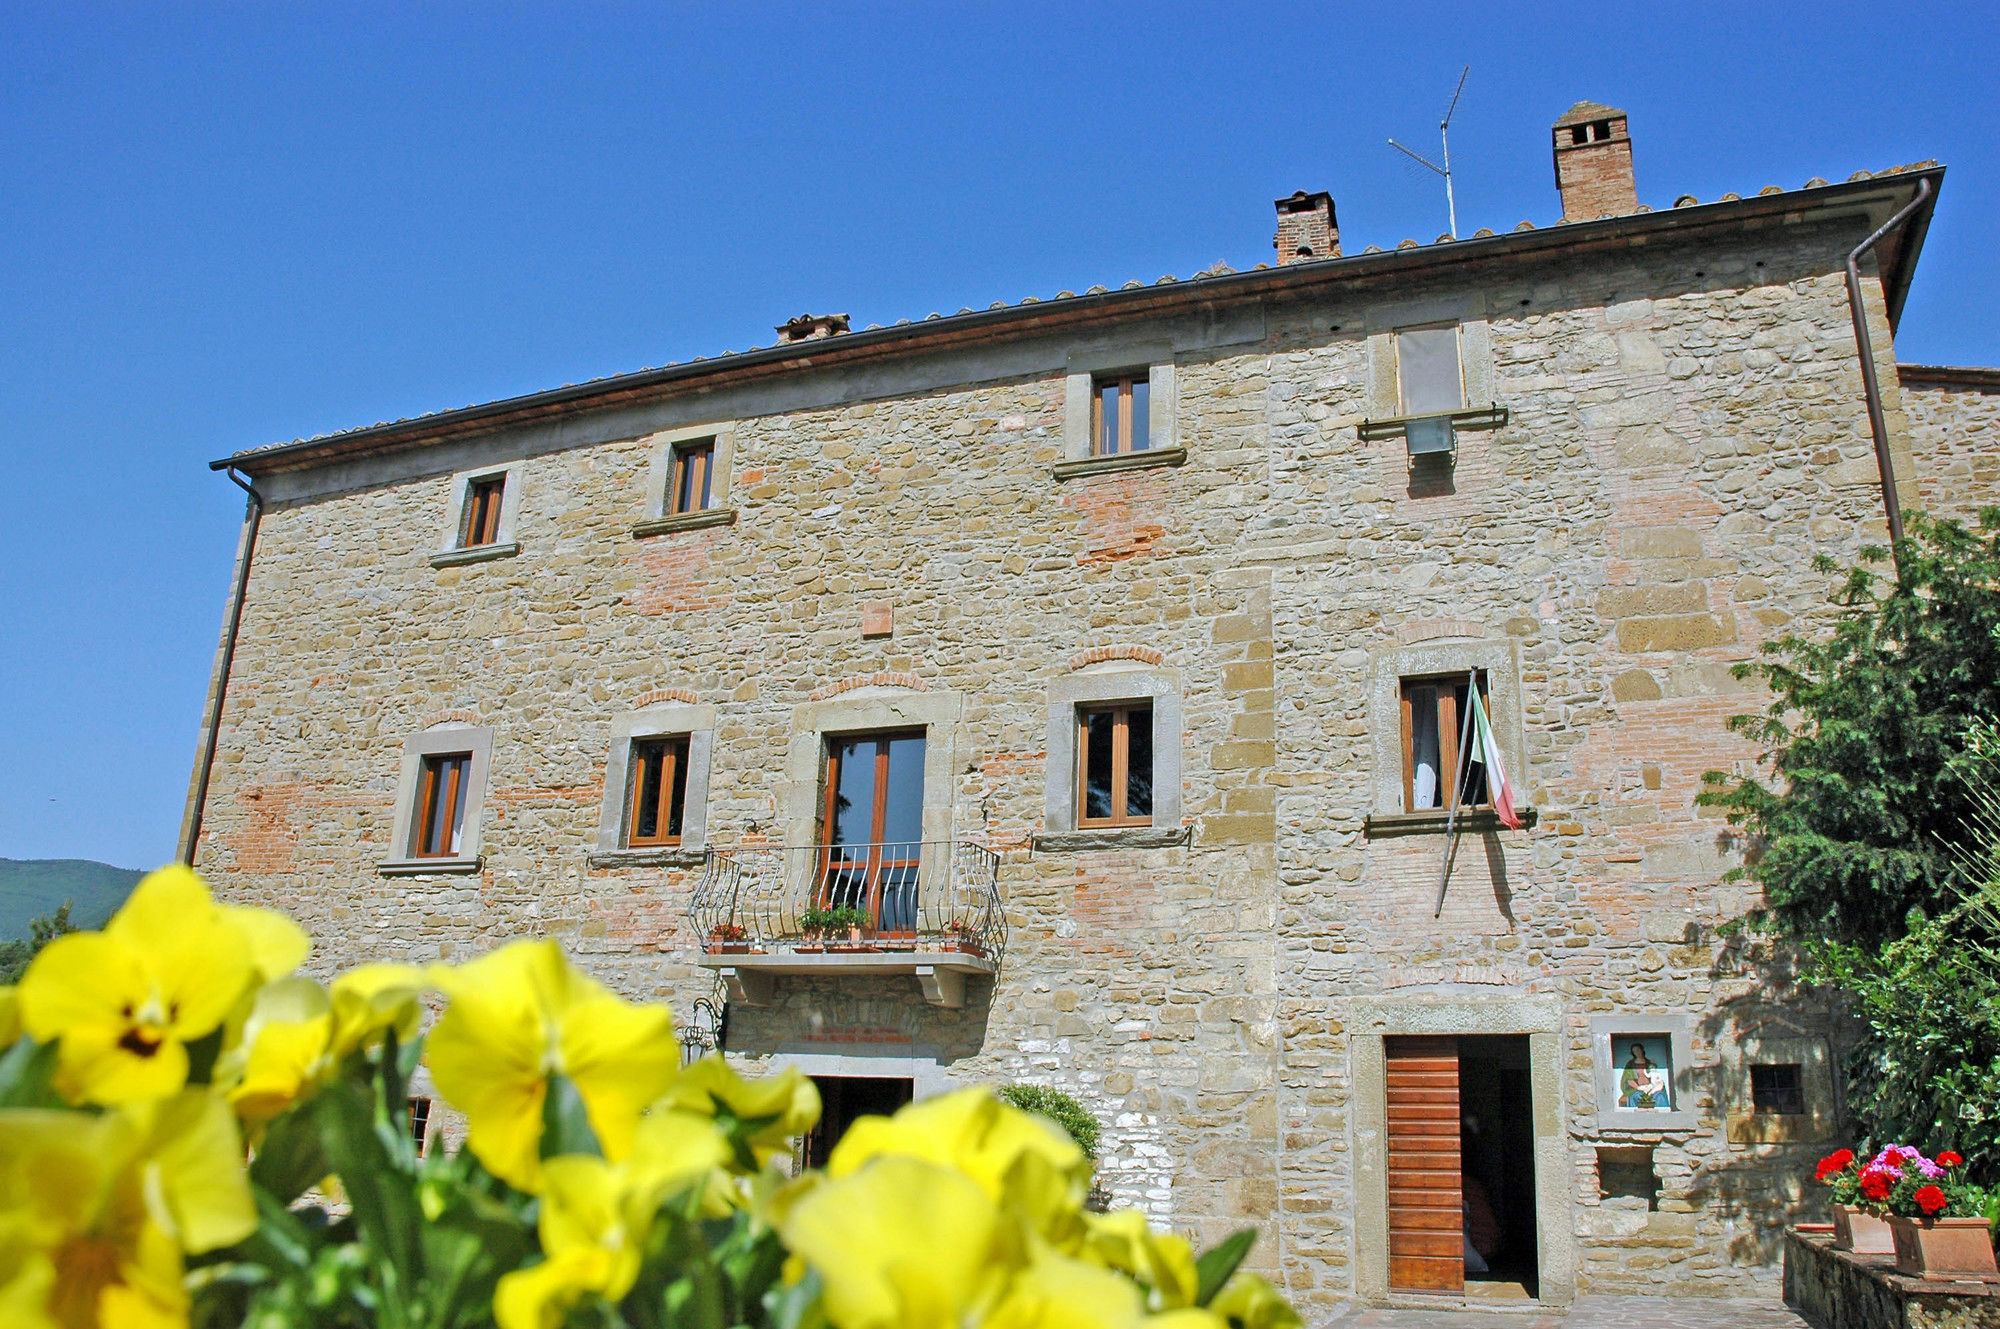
[1386,1035,1463,1294]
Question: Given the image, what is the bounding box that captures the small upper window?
[460,476,506,548]
[1750,1064,1805,1116]
[626,735,691,847]
[1400,673,1493,812]
[668,439,716,516]
[1092,373,1151,456]
[408,1096,432,1155]
[412,752,472,858]
[1397,327,1464,417]
[1079,703,1154,827]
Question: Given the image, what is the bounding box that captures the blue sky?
[3,3,1996,870]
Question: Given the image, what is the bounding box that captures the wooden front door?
[1386,1035,1464,1294]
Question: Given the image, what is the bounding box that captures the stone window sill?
[379,856,482,876]
[1355,405,1508,442]
[1033,825,1190,852]
[1051,447,1188,482]
[632,507,738,537]
[587,846,706,869]
[1361,807,1537,838]
[430,541,520,568]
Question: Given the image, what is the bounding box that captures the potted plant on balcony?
[796,906,831,953]
[940,918,986,957]
[821,905,870,950]
[1816,1148,1895,1254]
[704,921,751,955]
[1853,1146,1997,1278]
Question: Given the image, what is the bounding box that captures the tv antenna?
[1389,65,1470,240]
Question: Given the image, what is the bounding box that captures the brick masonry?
[193,196,1999,1315]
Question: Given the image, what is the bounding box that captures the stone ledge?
[428,541,520,568]
[1033,826,1191,852]
[587,847,705,869]
[1362,807,1539,837]
[378,856,482,876]
[1051,446,1188,482]
[1784,1228,2000,1329]
[631,507,738,537]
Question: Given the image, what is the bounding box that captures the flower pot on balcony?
[706,942,751,955]
[1887,1216,1999,1279]
[1834,1204,1896,1255]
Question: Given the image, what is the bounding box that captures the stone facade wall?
[1902,377,2000,528]
[197,217,1921,1313]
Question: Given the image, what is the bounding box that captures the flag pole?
[1433,668,1479,918]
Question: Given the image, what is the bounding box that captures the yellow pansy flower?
[17,867,272,1105]
[327,964,424,1056]
[661,1054,821,1165]
[426,940,678,1191]
[0,987,21,1048]
[1206,1273,1300,1329]
[493,1110,730,1329]
[1081,1210,1199,1308]
[0,1090,255,1329]
[781,1154,1011,1329]
[985,1247,1173,1329]
[220,965,425,1133]
[828,1088,1090,1243]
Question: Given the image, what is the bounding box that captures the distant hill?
[0,859,144,939]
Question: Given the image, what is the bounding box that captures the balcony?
[687,840,1004,1009]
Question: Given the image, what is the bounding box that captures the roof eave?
[215,166,1947,477]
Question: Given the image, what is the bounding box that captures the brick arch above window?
[420,708,485,730]
[809,672,930,702]
[630,687,699,710]
[1068,644,1166,671]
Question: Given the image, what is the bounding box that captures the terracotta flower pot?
[1887,1216,1999,1279]
[1834,1204,1896,1255]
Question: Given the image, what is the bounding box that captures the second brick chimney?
[1552,101,1638,221]
[1273,190,1339,264]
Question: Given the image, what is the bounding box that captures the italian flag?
[1467,687,1523,829]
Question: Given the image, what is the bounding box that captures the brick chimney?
[777,313,850,343]
[1273,190,1339,264]
[1552,101,1638,221]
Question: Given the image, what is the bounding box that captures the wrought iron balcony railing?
[687,840,1005,965]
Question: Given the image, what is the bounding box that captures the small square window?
[459,476,506,548]
[411,752,472,858]
[1091,374,1151,456]
[1396,326,1464,417]
[667,440,716,516]
[625,736,692,847]
[1078,704,1154,828]
[408,1095,432,1155]
[1399,673,1491,812]
[1750,1063,1805,1115]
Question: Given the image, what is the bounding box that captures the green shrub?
[998,1083,1100,1162]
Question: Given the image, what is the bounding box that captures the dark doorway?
[1458,1035,1539,1299]
[800,1075,914,1168]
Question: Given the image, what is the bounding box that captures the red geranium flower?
[1859,1169,1894,1201]
[1916,1184,1949,1216]
[1937,1151,1963,1169]
[1816,1149,1855,1181]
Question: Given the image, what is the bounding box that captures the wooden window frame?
[1090,373,1149,457]
[667,439,716,516]
[407,1096,432,1156]
[411,752,471,858]
[1076,703,1154,829]
[1398,672,1491,815]
[816,730,925,936]
[460,476,506,548]
[624,734,691,848]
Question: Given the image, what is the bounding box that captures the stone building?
[183,102,1998,1311]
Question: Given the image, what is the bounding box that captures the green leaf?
[313,1080,424,1315]
[0,1037,64,1109]
[184,1026,226,1086]
[1194,1228,1258,1307]
[249,1104,333,1206]
[541,1070,603,1159]
[764,1267,827,1329]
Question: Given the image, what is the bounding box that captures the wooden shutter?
[1386,1035,1463,1294]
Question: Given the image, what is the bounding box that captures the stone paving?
[1318,1293,1808,1329]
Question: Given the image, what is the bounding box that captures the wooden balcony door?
[1386,1035,1464,1294]
[820,730,926,935]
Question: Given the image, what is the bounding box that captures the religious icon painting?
[1611,1034,1675,1111]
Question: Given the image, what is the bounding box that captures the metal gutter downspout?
[178,466,263,865]
[1846,176,1935,562]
